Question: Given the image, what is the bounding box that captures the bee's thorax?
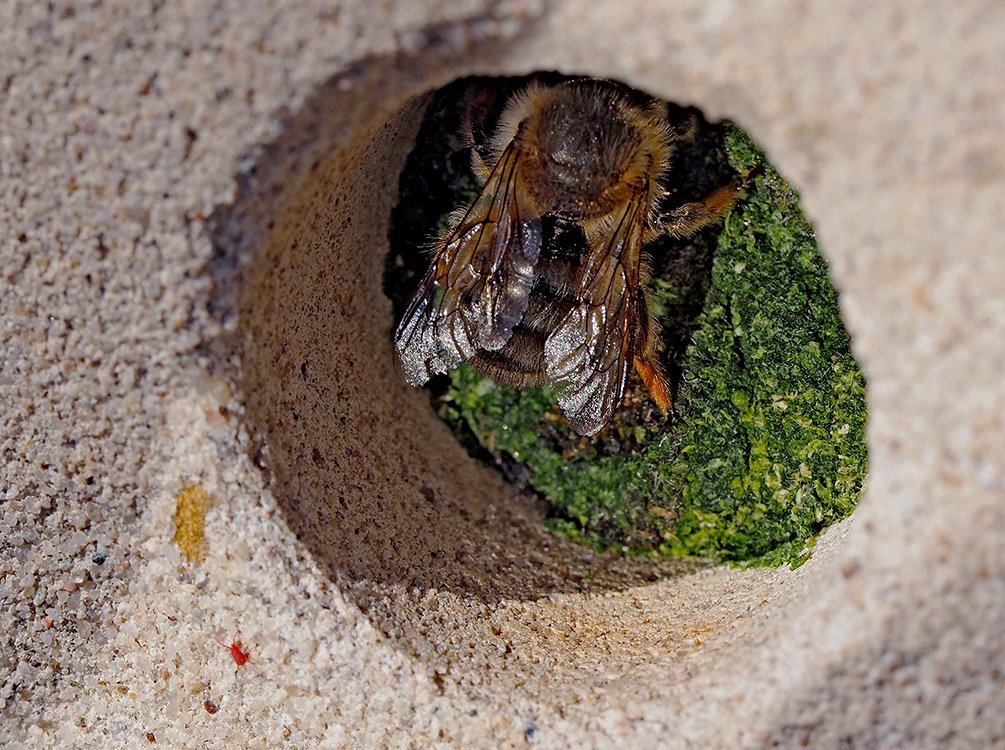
[514,82,665,221]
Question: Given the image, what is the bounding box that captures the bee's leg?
[470,149,491,183]
[651,166,762,242]
[633,287,672,415]
[634,355,672,416]
[461,83,502,184]
[461,105,491,182]
[659,182,742,240]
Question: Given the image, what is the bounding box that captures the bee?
[394,78,745,436]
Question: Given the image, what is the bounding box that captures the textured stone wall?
[2,1,1003,747]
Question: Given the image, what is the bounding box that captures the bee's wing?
[544,189,649,436]
[395,142,543,385]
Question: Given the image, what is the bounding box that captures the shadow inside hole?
[207,64,708,617]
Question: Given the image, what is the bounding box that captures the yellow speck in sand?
[173,484,210,563]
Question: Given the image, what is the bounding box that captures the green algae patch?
[660,127,868,565]
[387,77,868,567]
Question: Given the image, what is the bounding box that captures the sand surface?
[2,1,1003,747]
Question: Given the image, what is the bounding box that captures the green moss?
[431,124,868,567]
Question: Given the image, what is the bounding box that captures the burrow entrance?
[207,59,866,699]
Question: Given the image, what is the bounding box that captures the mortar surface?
[2,1,1003,748]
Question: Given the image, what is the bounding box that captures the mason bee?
[394,78,745,436]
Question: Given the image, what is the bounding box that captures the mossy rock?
[386,77,868,568]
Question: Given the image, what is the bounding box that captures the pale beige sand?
[2,1,1003,748]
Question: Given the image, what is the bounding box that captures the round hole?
[386,73,867,567]
[207,63,867,700]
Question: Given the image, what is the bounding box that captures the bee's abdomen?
[469,250,582,387]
